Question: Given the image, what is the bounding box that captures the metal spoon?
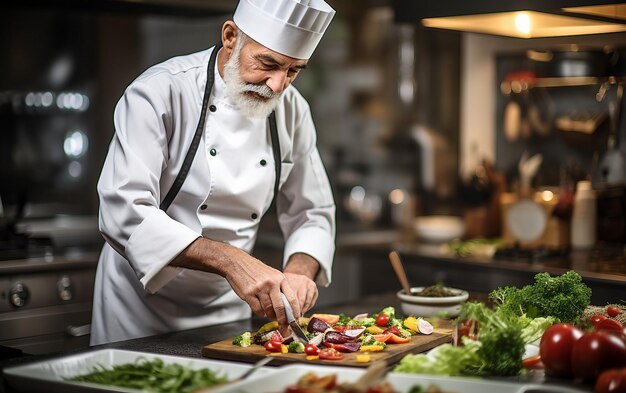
[193,356,272,392]
[389,250,411,295]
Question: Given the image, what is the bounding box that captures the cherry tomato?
[597,318,625,332]
[595,368,626,393]
[608,306,623,318]
[571,330,626,381]
[522,355,544,370]
[318,347,344,361]
[540,323,584,378]
[304,343,320,356]
[263,339,283,353]
[591,314,608,327]
[375,313,390,327]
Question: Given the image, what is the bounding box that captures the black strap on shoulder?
[160,43,222,212]
[268,111,281,211]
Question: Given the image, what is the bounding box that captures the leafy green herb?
[395,302,525,377]
[67,358,228,393]
[489,271,592,324]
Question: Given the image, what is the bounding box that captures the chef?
[90,0,337,345]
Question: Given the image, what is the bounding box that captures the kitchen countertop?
[0,291,596,393]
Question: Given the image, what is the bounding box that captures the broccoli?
[232,332,252,347]
[335,313,352,326]
[380,307,396,320]
[348,317,374,328]
[489,271,592,324]
[288,341,305,353]
[360,335,386,348]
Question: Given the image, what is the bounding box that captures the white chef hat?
[233,0,336,60]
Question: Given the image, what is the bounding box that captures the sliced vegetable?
[417,319,434,335]
[360,345,385,352]
[307,317,332,334]
[522,355,544,370]
[356,354,371,362]
[318,348,344,361]
[310,313,340,325]
[232,332,252,347]
[288,341,305,353]
[403,317,419,333]
[366,326,385,334]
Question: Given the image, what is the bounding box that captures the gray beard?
[223,47,282,119]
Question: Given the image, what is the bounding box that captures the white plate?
[2,349,274,393]
[218,363,589,393]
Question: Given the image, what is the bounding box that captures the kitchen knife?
[280,293,309,344]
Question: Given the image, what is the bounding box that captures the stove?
[0,231,99,357]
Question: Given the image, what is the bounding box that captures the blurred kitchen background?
[1,0,626,355]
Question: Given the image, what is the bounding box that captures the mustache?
[242,83,279,99]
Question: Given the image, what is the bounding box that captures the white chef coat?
[90,46,336,345]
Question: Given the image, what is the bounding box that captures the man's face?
[223,34,308,118]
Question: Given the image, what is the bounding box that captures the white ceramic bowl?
[397,286,469,318]
[414,215,465,243]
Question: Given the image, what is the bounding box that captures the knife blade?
[280,293,309,344]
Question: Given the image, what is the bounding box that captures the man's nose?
[266,70,289,94]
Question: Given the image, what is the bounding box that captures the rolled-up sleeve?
[278,100,336,287]
[98,79,200,293]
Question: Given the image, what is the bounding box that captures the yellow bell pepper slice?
[403,316,419,333]
[360,345,385,352]
[366,326,385,334]
[356,354,371,362]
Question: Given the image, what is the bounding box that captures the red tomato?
[304,343,320,356]
[571,330,626,381]
[597,318,625,332]
[522,355,544,370]
[595,368,626,393]
[607,306,622,318]
[375,313,390,327]
[591,314,608,327]
[540,323,584,378]
[263,339,283,353]
[318,347,344,361]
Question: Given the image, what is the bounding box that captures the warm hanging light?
[514,12,532,36]
[421,10,626,38]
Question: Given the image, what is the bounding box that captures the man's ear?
[221,21,238,55]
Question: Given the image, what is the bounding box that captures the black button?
[251,213,258,219]
[200,204,207,210]
[260,159,267,166]
[209,105,217,112]
[210,148,217,156]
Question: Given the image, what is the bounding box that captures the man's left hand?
[283,253,320,314]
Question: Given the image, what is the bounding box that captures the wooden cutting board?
[202,327,453,367]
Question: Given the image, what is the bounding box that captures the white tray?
[2,348,274,393]
[217,363,590,393]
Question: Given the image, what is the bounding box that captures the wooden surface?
[202,327,453,368]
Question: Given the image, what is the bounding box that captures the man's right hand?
[170,237,300,329]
